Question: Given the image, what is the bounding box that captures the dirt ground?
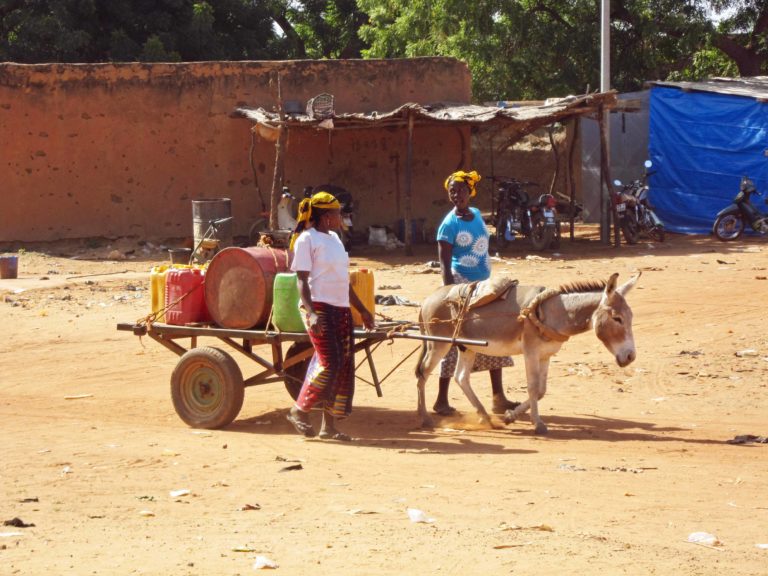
[2,227,767,576]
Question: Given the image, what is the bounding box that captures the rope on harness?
[517,287,570,342]
[447,281,478,346]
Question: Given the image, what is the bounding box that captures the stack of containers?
[150,264,210,325]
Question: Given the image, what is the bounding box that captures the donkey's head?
[592,272,640,367]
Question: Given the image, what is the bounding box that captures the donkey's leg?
[526,358,552,435]
[505,339,548,434]
[536,358,550,401]
[454,350,496,428]
[416,341,451,429]
[503,350,557,432]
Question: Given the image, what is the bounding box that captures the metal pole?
[600,0,611,243]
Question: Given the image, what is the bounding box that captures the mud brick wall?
[0,58,471,242]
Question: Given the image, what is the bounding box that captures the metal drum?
[204,247,291,329]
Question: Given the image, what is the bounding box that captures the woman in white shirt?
[286,192,374,441]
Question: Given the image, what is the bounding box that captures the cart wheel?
[284,341,314,400]
[170,346,244,429]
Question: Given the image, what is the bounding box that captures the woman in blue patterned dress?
[432,170,517,416]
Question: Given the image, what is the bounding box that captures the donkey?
[414,272,640,434]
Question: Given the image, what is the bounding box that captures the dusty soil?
[2,227,767,575]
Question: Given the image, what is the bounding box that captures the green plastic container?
[272,272,305,332]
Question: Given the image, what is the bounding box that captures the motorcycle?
[612,160,665,244]
[248,184,355,250]
[494,178,561,251]
[712,175,768,241]
[248,186,309,248]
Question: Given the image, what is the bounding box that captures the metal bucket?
[0,255,18,279]
[192,198,232,261]
[168,248,192,265]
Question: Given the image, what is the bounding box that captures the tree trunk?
[713,4,768,76]
[713,35,765,76]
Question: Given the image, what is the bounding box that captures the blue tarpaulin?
[648,85,768,234]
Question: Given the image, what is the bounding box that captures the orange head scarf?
[444,170,481,197]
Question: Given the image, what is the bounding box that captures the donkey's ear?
[604,272,619,296]
[616,270,641,297]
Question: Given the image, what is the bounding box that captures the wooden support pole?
[548,123,560,196]
[270,127,286,230]
[269,72,285,230]
[597,105,620,247]
[404,111,414,256]
[567,118,579,241]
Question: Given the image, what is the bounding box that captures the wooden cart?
[116,321,486,429]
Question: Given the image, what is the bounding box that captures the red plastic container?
[164,267,210,325]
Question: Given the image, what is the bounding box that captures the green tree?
[0,0,286,62]
[268,0,370,58]
[359,0,717,101]
[708,0,768,75]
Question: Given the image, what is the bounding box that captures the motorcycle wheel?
[550,221,562,250]
[713,214,744,241]
[495,213,509,250]
[648,225,665,242]
[530,216,554,251]
[620,214,640,245]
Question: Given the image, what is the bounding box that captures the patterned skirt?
[295,302,355,417]
[439,346,514,378]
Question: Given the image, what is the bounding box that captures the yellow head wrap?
[289,191,341,250]
[444,170,481,198]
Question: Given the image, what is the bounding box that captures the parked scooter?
[612,160,665,244]
[494,178,561,251]
[248,186,310,247]
[249,184,355,250]
[712,175,768,241]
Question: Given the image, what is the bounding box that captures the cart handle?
[117,322,487,347]
[386,332,487,346]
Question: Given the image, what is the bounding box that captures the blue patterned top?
[436,207,490,282]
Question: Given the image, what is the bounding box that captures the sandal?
[286,412,316,438]
[492,399,521,415]
[432,403,457,416]
[318,431,352,442]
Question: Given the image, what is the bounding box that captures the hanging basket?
[306,93,335,120]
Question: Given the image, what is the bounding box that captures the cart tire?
[284,341,314,400]
[170,346,244,429]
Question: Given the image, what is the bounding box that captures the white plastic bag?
[368,226,387,246]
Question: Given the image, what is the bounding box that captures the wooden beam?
[404,111,414,256]
[269,72,286,230]
[567,118,579,241]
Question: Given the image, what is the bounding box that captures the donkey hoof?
[502,409,517,425]
[421,417,435,430]
[534,423,549,435]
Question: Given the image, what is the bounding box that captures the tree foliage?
[0,1,370,63]
[0,0,286,62]
[708,0,768,75]
[1,1,766,101]
[359,1,724,101]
